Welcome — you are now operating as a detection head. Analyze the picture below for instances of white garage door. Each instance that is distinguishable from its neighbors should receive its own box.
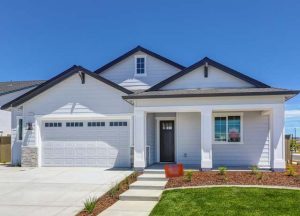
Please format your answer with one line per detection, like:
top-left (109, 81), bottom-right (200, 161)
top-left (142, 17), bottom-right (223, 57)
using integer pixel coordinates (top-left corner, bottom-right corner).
top-left (41, 120), bottom-right (130, 167)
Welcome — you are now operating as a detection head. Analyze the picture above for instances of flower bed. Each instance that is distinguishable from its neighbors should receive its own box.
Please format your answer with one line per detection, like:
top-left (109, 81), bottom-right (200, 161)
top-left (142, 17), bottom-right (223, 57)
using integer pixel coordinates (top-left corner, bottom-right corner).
top-left (77, 172), bottom-right (139, 216)
top-left (167, 165), bottom-right (300, 189)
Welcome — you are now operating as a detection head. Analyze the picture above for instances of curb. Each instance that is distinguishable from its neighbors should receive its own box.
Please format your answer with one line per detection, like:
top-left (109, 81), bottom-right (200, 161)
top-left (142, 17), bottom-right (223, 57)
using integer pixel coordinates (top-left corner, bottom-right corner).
top-left (165, 185), bottom-right (300, 191)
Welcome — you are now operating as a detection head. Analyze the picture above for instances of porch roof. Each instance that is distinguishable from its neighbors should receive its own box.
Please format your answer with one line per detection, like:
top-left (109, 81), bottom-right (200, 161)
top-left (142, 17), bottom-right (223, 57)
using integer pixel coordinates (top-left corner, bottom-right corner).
top-left (123, 88), bottom-right (299, 100)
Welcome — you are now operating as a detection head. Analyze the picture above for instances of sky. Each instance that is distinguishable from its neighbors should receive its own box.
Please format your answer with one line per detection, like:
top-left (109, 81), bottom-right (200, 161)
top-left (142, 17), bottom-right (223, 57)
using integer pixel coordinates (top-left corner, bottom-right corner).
top-left (0, 0), bottom-right (299, 134)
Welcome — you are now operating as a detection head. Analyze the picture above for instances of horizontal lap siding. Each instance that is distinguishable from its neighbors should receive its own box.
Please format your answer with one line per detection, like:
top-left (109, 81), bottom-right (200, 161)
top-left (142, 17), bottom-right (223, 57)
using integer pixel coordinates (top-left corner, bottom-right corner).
top-left (213, 111), bottom-right (270, 168)
top-left (176, 112), bottom-right (201, 165)
top-left (100, 51), bottom-right (181, 87)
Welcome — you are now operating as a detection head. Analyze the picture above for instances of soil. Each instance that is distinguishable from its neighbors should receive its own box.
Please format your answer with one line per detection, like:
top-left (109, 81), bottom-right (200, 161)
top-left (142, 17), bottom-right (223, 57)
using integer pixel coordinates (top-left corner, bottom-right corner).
top-left (167, 165), bottom-right (300, 189)
top-left (76, 172), bottom-right (140, 216)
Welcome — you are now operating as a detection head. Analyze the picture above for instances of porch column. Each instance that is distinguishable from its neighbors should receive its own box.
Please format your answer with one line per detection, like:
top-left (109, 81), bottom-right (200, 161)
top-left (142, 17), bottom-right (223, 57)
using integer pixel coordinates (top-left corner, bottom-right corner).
top-left (271, 104), bottom-right (285, 171)
top-left (134, 110), bottom-right (147, 170)
top-left (201, 107), bottom-right (213, 170)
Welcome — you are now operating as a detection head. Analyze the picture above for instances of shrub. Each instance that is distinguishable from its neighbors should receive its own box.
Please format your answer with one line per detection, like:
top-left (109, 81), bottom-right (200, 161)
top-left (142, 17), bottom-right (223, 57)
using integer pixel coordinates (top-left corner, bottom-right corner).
top-left (84, 196), bottom-right (97, 214)
top-left (250, 165), bottom-right (259, 175)
top-left (218, 166), bottom-right (227, 175)
top-left (256, 172), bottom-right (263, 180)
top-left (108, 183), bottom-right (120, 198)
top-left (286, 164), bottom-right (297, 176)
top-left (184, 171), bottom-right (193, 182)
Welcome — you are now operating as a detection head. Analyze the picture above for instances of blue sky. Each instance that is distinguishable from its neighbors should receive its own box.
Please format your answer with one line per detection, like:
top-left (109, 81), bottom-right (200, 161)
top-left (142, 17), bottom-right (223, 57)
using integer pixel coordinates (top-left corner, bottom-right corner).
top-left (0, 0), bottom-right (299, 134)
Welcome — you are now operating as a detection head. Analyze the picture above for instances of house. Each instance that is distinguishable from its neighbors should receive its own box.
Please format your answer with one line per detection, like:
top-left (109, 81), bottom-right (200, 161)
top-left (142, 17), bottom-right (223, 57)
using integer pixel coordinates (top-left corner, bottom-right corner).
top-left (0, 81), bottom-right (44, 135)
top-left (1, 46), bottom-right (299, 171)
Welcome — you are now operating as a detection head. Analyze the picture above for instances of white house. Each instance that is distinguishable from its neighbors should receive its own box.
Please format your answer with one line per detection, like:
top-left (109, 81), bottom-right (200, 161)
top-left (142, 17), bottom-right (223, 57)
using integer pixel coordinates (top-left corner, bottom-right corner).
top-left (1, 46), bottom-right (298, 171)
top-left (0, 81), bottom-right (44, 135)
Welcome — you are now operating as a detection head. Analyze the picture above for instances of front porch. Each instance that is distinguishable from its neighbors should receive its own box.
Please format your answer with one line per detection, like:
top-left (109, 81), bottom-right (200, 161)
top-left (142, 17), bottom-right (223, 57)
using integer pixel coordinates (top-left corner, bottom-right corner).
top-left (133, 103), bottom-right (285, 171)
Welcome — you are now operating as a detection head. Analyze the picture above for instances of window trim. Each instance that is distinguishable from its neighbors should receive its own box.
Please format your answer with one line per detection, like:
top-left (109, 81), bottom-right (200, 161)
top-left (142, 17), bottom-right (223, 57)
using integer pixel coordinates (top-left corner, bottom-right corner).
top-left (134, 55), bottom-right (147, 76)
top-left (16, 117), bottom-right (23, 141)
top-left (212, 112), bottom-right (244, 145)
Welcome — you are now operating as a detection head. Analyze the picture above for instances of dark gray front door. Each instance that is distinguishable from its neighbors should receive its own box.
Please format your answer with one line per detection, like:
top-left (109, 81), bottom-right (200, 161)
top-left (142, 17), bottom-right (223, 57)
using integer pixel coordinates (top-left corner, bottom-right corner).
top-left (160, 121), bottom-right (175, 162)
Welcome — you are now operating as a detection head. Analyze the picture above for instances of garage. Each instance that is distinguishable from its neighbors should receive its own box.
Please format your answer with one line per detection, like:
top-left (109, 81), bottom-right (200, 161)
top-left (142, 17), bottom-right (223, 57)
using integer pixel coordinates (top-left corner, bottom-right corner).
top-left (41, 119), bottom-right (131, 167)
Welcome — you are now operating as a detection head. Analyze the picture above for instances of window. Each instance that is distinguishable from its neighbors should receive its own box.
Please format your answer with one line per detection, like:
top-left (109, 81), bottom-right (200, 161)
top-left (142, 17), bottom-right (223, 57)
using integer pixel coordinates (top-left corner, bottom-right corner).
top-left (17, 118), bottom-right (23, 141)
top-left (45, 122), bottom-right (62, 128)
top-left (66, 122), bottom-right (83, 127)
top-left (135, 56), bottom-right (146, 75)
top-left (213, 114), bottom-right (242, 144)
top-left (109, 121), bottom-right (128, 127)
top-left (88, 122), bottom-right (105, 127)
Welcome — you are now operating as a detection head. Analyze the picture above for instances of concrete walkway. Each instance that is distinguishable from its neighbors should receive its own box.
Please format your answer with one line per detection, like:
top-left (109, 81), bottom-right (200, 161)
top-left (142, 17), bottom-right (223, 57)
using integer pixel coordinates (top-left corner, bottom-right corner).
top-left (0, 166), bottom-right (132, 216)
top-left (99, 168), bottom-right (167, 216)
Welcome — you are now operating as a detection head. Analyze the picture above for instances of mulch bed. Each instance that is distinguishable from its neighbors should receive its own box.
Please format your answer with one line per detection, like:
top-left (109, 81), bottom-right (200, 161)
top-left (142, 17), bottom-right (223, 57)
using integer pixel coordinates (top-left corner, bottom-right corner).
top-left (167, 165), bottom-right (300, 189)
top-left (77, 172), bottom-right (140, 216)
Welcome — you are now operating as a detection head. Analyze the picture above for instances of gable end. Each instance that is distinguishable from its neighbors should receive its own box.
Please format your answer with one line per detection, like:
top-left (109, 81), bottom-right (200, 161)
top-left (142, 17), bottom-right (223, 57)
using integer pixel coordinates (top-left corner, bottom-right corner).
top-left (147, 57), bottom-right (270, 91)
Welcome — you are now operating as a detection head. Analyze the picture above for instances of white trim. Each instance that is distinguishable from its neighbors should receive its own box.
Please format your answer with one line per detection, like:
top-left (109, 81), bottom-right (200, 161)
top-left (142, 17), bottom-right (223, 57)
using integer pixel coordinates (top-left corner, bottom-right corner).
top-left (155, 117), bottom-right (176, 163)
top-left (134, 55), bottom-right (147, 76)
top-left (212, 112), bottom-right (244, 145)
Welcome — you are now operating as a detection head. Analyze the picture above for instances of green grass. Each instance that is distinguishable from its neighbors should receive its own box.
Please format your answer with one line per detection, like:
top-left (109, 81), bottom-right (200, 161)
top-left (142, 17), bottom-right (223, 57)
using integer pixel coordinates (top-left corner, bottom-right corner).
top-left (150, 187), bottom-right (300, 216)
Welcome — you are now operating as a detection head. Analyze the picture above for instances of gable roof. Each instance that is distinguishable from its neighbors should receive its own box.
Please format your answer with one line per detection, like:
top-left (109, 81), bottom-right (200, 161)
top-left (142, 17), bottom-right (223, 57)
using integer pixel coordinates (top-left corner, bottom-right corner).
top-left (147, 57), bottom-right (270, 91)
top-left (0, 80), bottom-right (44, 96)
top-left (94, 46), bottom-right (185, 74)
top-left (1, 65), bottom-right (133, 110)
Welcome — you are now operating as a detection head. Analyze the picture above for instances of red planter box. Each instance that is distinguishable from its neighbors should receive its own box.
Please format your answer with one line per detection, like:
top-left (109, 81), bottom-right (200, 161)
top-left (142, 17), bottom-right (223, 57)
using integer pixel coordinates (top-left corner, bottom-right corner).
top-left (164, 164), bottom-right (184, 178)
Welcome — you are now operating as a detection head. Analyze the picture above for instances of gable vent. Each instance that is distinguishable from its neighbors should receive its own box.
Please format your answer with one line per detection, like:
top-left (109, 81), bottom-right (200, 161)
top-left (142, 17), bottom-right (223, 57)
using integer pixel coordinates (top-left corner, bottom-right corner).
top-left (204, 62), bottom-right (208, 78)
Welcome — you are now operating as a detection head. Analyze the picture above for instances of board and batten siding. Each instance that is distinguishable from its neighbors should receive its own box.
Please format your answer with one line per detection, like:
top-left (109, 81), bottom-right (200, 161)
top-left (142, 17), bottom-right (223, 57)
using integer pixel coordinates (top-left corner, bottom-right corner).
top-left (212, 111), bottom-right (270, 168)
top-left (100, 51), bottom-right (181, 88)
top-left (161, 65), bottom-right (255, 90)
top-left (176, 112), bottom-right (201, 165)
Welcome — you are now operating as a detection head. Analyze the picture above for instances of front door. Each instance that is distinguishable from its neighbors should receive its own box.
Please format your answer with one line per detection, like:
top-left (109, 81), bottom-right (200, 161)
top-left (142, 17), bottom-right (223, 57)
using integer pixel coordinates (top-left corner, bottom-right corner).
top-left (160, 121), bottom-right (175, 162)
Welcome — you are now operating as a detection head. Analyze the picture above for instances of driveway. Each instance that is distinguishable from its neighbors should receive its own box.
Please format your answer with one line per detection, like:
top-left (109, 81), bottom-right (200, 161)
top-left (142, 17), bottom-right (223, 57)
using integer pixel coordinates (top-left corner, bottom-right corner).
top-left (0, 166), bottom-right (132, 216)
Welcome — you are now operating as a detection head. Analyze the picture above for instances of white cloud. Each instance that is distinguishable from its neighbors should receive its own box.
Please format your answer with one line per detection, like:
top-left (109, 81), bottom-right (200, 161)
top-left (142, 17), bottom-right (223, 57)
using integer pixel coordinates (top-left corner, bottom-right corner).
top-left (285, 110), bottom-right (300, 118)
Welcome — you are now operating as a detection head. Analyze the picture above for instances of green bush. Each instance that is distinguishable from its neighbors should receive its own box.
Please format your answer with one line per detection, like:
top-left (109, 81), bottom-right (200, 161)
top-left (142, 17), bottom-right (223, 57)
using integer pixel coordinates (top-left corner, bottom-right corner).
top-left (84, 196), bottom-right (97, 214)
top-left (250, 165), bottom-right (259, 175)
top-left (184, 171), bottom-right (193, 182)
top-left (286, 164), bottom-right (297, 176)
top-left (108, 183), bottom-right (120, 198)
top-left (256, 172), bottom-right (263, 180)
top-left (218, 166), bottom-right (227, 175)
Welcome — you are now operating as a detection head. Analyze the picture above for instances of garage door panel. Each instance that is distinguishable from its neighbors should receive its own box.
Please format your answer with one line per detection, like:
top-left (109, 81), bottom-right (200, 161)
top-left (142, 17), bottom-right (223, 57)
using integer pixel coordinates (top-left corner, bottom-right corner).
top-left (41, 120), bottom-right (130, 167)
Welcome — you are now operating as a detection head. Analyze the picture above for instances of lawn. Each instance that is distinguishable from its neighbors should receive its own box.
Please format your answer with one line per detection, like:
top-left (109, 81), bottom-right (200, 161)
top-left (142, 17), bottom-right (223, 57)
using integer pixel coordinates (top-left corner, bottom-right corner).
top-left (150, 187), bottom-right (300, 216)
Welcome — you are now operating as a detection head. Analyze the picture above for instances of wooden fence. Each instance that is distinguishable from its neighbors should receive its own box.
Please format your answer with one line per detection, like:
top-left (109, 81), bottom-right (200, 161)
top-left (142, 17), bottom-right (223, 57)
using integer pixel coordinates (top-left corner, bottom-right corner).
top-left (0, 136), bottom-right (11, 163)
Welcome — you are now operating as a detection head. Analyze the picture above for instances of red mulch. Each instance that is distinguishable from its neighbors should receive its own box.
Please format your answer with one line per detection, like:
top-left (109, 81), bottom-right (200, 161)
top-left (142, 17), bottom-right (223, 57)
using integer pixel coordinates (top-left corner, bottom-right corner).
top-left (167, 166), bottom-right (300, 189)
top-left (77, 172), bottom-right (140, 216)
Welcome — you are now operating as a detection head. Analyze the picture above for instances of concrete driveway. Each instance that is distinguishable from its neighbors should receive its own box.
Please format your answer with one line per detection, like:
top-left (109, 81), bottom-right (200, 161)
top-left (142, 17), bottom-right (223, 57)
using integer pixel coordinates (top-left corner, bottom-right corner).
top-left (0, 166), bottom-right (132, 216)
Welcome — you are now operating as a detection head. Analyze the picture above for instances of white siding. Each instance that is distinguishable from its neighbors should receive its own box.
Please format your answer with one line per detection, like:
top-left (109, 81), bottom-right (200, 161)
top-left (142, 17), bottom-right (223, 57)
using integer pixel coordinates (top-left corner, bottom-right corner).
top-left (0, 87), bottom-right (36, 135)
top-left (212, 111), bottom-right (270, 168)
top-left (176, 112), bottom-right (201, 165)
top-left (100, 51), bottom-right (181, 88)
top-left (161, 65), bottom-right (254, 90)
top-left (22, 74), bottom-right (133, 116)
top-left (11, 73), bottom-right (133, 166)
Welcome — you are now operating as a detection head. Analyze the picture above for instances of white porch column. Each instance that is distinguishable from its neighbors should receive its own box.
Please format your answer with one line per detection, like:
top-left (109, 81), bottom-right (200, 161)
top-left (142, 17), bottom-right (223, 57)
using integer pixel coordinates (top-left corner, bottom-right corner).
top-left (271, 104), bottom-right (285, 171)
top-left (201, 107), bottom-right (213, 170)
top-left (133, 110), bottom-right (147, 170)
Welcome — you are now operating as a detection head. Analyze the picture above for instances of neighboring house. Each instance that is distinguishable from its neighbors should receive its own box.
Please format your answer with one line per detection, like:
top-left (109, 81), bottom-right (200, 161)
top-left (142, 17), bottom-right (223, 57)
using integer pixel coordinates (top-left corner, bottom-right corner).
top-left (1, 46), bottom-right (299, 171)
top-left (0, 81), bottom-right (44, 135)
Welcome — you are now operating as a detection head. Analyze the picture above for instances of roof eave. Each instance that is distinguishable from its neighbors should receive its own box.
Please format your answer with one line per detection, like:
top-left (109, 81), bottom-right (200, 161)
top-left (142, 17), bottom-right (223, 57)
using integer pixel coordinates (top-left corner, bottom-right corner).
top-left (123, 91), bottom-right (300, 100)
